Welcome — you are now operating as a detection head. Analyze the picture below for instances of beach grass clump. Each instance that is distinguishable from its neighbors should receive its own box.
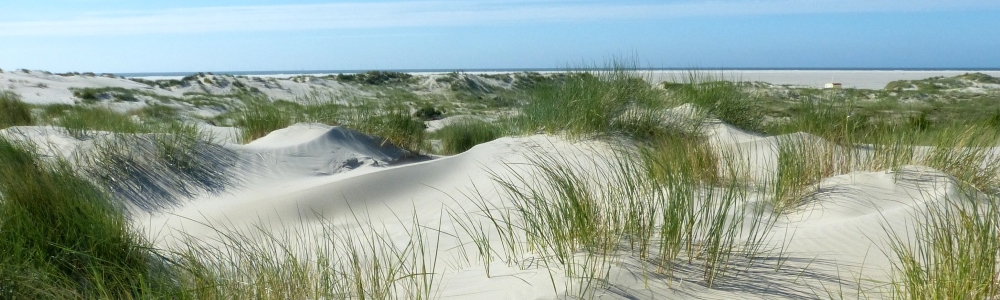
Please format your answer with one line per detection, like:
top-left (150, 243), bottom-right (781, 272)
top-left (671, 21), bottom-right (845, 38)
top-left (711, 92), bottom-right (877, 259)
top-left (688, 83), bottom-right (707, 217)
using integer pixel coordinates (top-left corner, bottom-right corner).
top-left (517, 61), bottom-right (668, 140)
top-left (765, 120), bottom-right (999, 211)
top-left (666, 72), bottom-right (765, 133)
top-left (919, 125), bottom-right (1000, 193)
top-left (336, 71), bottom-right (415, 85)
top-left (988, 109), bottom-right (1000, 129)
top-left (483, 143), bottom-right (777, 291)
top-left (71, 87), bottom-right (140, 103)
top-left (763, 97), bottom-right (870, 144)
top-left (857, 128), bottom-right (918, 173)
top-left (135, 103), bottom-right (180, 123)
top-left (233, 93), bottom-right (426, 152)
top-left (641, 139), bottom-right (776, 282)
top-left (150, 123), bottom-right (237, 195)
top-left (298, 98), bottom-right (344, 125)
top-left (0, 138), bottom-right (166, 299)
top-left (434, 119), bottom-right (506, 155)
top-left (1, 135), bottom-right (433, 299)
top-left (235, 98), bottom-right (295, 143)
top-left (0, 91), bottom-right (33, 129)
top-left (486, 149), bottom-right (658, 297)
top-left (55, 106), bottom-right (146, 139)
top-left (347, 103), bottom-right (426, 154)
top-left (886, 188), bottom-right (1000, 299)
top-left (642, 131), bottom-right (721, 185)
top-left (413, 104), bottom-right (445, 121)
top-left (770, 135), bottom-right (844, 211)
top-left (168, 216), bottom-right (440, 300)
top-left (79, 128), bottom-right (239, 210)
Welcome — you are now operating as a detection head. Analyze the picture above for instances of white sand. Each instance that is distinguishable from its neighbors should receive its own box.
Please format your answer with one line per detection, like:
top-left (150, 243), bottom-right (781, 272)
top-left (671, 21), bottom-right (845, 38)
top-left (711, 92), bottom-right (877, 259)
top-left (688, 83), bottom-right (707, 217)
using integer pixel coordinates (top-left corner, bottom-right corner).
top-left (3, 69), bottom-right (997, 298)
top-left (117, 120), bottom-right (972, 299)
top-left (1, 116), bottom-right (981, 299)
top-left (0, 71), bottom-right (153, 104)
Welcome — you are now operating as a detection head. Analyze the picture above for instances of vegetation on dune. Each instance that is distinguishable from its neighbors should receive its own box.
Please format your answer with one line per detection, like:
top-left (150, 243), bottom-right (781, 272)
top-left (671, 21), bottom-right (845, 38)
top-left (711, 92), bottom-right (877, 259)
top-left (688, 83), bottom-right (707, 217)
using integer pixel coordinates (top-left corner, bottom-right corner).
top-left (475, 142), bottom-right (779, 294)
top-left (134, 103), bottom-right (183, 125)
top-left (886, 72), bottom-right (1000, 92)
top-left (170, 215), bottom-right (442, 300)
top-left (412, 103), bottom-right (445, 121)
top-left (436, 72), bottom-right (549, 109)
top-left (918, 125), bottom-right (1000, 193)
top-left (229, 92), bottom-right (429, 153)
top-left (130, 77), bottom-right (188, 89)
top-left (79, 128), bottom-right (240, 210)
top-left (72, 87), bottom-right (141, 103)
top-left (434, 119), bottom-right (505, 155)
top-left (296, 97), bottom-right (343, 125)
top-left (516, 63), bottom-right (669, 141)
top-left (887, 187), bottom-right (1000, 299)
top-left (0, 91), bottom-right (33, 129)
top-left (0, 138), bottom-right (167, 299)
top-left (762, 96), bottom-right (867, 143)
top-left (336, 71), bottom-right (415, 85)
top-left (5, 63), bottom-right (1000, 298)
top-left (235, 97), bottom-right (295, 143)
top-left (0, 135), bottom-right (439, 299)
top-left (665, 73), bottom-right (765, 133)
top-left (641, 130), bottom-right (721, 185)
top-left (347, 103), bottom-right (427, 153)
top-left (958, 72), bottom-right (1000, 84)
top-left (55, 107), bottom-right (146, 139)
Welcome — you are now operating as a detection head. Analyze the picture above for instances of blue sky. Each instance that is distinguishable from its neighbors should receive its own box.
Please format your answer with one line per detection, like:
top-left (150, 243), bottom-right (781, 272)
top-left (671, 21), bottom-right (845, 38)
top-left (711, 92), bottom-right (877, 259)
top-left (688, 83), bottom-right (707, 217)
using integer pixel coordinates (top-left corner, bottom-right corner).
top-left (2, 0), bottom-right (999, 73)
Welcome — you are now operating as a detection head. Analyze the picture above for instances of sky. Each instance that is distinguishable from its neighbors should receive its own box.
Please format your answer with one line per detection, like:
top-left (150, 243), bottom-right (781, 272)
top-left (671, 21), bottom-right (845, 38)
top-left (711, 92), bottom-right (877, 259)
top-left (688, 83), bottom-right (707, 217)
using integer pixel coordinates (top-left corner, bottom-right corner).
top-left (1, 0), bottom-right (999, 73)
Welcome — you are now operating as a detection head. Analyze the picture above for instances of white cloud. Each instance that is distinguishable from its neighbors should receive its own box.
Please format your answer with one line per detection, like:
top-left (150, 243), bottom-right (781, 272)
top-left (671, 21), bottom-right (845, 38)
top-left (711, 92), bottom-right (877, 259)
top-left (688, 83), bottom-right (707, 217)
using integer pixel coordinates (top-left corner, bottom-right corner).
top-left (0, 0), bottom-right (996, 36)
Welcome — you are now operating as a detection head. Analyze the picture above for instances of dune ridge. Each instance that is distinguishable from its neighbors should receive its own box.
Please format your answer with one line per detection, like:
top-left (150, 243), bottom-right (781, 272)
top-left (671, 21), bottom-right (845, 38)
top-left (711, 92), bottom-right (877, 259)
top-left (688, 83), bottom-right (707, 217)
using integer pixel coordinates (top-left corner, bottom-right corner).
top-left (120, 119), bottom-right (991, 299)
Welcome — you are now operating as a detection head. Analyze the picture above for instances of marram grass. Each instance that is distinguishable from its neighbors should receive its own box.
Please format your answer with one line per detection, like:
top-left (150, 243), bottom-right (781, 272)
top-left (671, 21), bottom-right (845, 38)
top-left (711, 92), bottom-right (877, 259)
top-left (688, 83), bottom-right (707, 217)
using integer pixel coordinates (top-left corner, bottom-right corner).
top-left (0, 91), bottom-right (33, 129)
top-left (886, 187), bottom-right (1000, 299)
top-left (479, 142), bottom-right (780, 291)
top-left (434, 119), bottom-right (506, 155)
top-left (0, 137), bottom-right (167, 299)
top-left (236, 98), bottom-right (294, 143)
top-left (517, 61), bottom-right (669, 141)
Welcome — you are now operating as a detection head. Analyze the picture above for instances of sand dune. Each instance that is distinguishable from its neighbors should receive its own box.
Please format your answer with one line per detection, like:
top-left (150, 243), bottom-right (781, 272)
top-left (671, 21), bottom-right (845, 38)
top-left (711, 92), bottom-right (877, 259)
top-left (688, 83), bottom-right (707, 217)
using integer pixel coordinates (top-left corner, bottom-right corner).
top-left (117, 120), bottom-right (979, 299)
top-left (2, 116), bottom-right (984, 298)
top-left (4, 69), bottom-right (998, 298)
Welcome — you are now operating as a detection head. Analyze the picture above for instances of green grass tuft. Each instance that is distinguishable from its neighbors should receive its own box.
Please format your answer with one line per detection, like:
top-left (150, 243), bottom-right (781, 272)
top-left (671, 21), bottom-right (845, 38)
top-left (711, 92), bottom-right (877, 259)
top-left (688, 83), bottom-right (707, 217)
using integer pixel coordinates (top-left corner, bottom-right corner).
top-left (336, 71), bottom-right (415, 85)
top-left (136, 104), bottom-right (180, 123)
top-left (886, 188), bottom-right (1000, 299)
top-left (667, 72), bottom-right (765, 133)
top-left (0, 91), bottom-right (33, 129)
top-left (235, 98), bottom-right (295, 143)
top-left (347, 104), bottom-right (426, 153)
top-left (434, 119), bottom-right (505, 155)
top-left (483, 142), bottom-right (778, 291)
top-left (0, 138), bottom-right (166, 299)
top-left (55, 107), bottom-right (146, 139)
top-left (516, 60), bottom-right (668, 141)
